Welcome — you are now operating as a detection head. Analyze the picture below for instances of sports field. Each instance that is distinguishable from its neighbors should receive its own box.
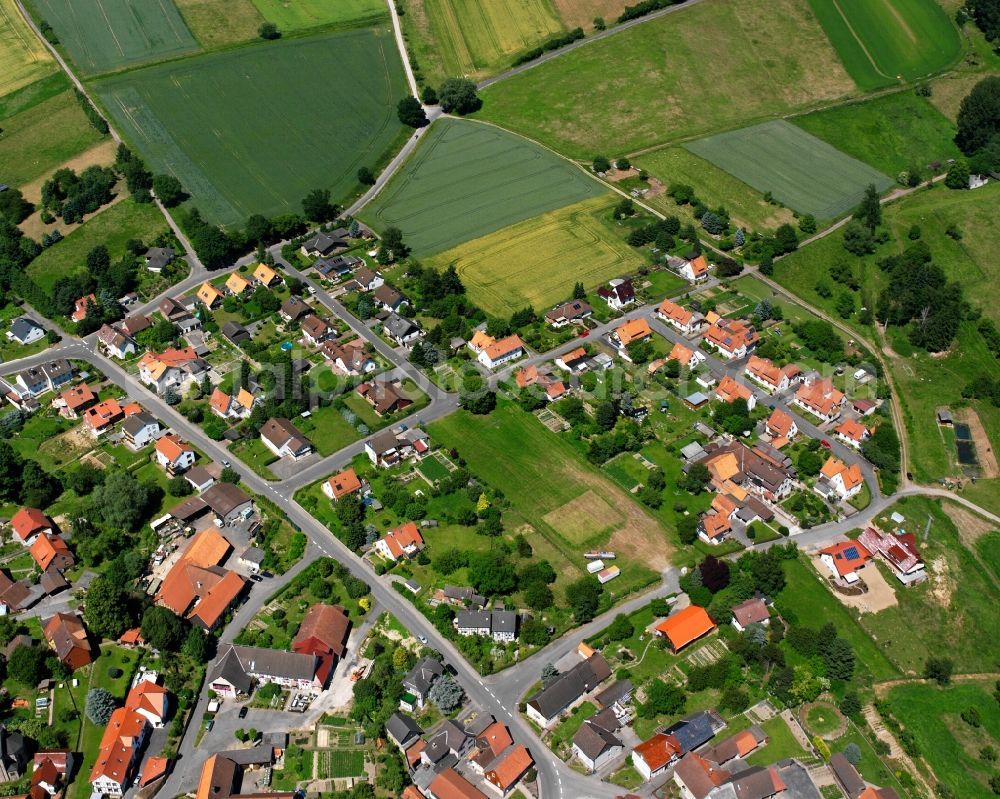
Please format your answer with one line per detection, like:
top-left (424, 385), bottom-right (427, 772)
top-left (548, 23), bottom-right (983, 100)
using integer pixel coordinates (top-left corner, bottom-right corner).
top-left (477, 0), bottom-right (855, 157)
top-left (426, 196), bottom-right (642, 316)
top-left (94, 28), bottom-right (407, 227)
top-left (804, 0), bottom-right (959, 90)
top-left (0, 0), bottom-right (55, 97)
top-left (250, 0), bottom-right (386, 31)
top-left (360, 118), bottom-right (608, 255)
top-left (684, 120), bottom-right (893, 220)
top-left (793, 90), bottom-right (961, 176)
top-left (27, 0), bottom-right (198, 75)
top-left (174, 0), bottom-right (263, 48)
top-left (401, 0), bottom-right (564, 84)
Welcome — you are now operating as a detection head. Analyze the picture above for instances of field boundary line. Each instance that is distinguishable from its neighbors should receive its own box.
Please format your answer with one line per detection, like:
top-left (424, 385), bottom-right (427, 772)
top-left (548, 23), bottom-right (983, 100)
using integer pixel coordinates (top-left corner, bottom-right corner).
top-left (830, 0), bottom-right (895, 82)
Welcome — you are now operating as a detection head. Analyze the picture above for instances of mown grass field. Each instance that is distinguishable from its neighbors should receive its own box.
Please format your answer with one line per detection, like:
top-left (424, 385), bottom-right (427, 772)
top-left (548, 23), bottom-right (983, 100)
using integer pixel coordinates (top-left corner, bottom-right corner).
top-left (429, 404), bottom-right (663, 595)
top-left (685, 120), bottom-right (893, 219)
top-left (792, 90), bottom-right (961, 176)
top-left (361, 117), bottom-right (607, 255)
top-left (250, 0), bottom-right (386, 31)
top-left (635, 147), bottom-right (795, 232)
top-left (27, 199), bottom-right (167, 291)
top-left (477, 0), bottom-right (855, 157)
top-left (401, 0), bottom-right (564, 85)
top-left (0, 0), bottom-right (56, 97)
top-left (887, 681), bottom-right (1000, 798)
top-left (95, 28), bottom-right (407, 227)
top-left (174, 0), bottom-right (263, 48)
top-left (26, 0), bottom-right (198, 75)
top-left (425, 196), bottom-right (642, 316)
top-left (803, 0), bottom-right (960, 90)
top-left (0, 76), bottom-right (107, 187)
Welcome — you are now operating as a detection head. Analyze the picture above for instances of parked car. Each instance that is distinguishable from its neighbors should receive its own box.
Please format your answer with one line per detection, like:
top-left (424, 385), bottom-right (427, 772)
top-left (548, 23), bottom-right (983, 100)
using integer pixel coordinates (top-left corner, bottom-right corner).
top-left (820, 439), bottom-right (831, 449)
top-left (239, 706), bottom-right (248, 719)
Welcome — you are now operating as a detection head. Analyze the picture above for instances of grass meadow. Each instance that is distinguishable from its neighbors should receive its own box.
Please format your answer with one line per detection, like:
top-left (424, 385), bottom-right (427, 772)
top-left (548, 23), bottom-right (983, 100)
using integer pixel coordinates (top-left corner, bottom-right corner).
top-left (684, 120), bottom-right (893, 219)
top-left (792, 90), bottom-right (961, 176)
top-left (400, 0), bottom-right (564, 85)
top-left (476, 0), bottom-right (856, 157)
top-left (250, 0), bottom-right (387, 31)
top-left (425, 196), bottom-right (642, 316)
top-left (0, 76), bottom-right (107, 187)
top-left (174, 0), bottom-right (263, 48)
top-left (95, 28), bottom-right (407, 227)
top-left (0, 0), bottom-right (56, 97)
top-left (360, 118), bottom-right (607, 255)
top-left (26, 0), bottom-right (198, 75)
top-left (803, 0), bottom-right (960, 90)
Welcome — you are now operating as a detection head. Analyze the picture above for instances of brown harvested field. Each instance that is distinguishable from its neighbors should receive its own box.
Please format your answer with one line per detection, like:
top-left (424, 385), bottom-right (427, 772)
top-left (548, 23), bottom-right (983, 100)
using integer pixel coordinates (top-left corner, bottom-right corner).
top-left (552, 0), bottom-right (630, 29)
top-left (942, 501), bottom-right (996, 547)
top-left (543, 489), bottom-right (625, 544)
top-left (957, 407), bottom-right (999, 478)
top-left (20, 140), bottom-right (118, 203)
top-left (175, 0), bottom-right (263, 48)
top-left (608, 504), bottom-right (670, 572)
top-left (19, 187), bottom-right (125, 241)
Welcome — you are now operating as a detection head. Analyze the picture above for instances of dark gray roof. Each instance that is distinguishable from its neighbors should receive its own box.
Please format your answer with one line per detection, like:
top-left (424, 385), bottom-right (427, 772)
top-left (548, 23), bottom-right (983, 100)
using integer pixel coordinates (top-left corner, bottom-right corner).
top-left (423, 720), bottom-right (467, 763)
top-left (121, 412), bottom-right (159, 436)
top-left (208, 646), bottom-right (254, 694)
top-left (201, 483), bottom-right (251, 517)
top-left (664, 709), bottom-right (726, 753)
top-left (443, 586), bottom-right (486, 607)
top-left (222, 320), bottom-right (250, 343)
top-left (403, 656), bottom-right (443, 696)
top-left (527, 653), bottom-right (611, 720)
top-left (492, 610), bottom-right (517, 634)
top-left (240, 547), bottom-right (264, 565)
top-left (218, 744), bottom-right (273, 766)
top-left (386, 713), bottom-right (423, 747)
top-left (219, 644), bottom-right (318, 683)
top-left (302, 232), bottom-right (346, 255)
top-left (456, 610), bottom-right (490, 630)
top-left (829, 753), bottom-right (865, 798)
top-left (9, 317), bottom-right (42, 340)
top-left (572, 718), bottom-right (622, 760)
top-left (595, 679), bottom-right (632, 709)
top-left (144, 247), bottom-right (175, 270)
top-left (383, 312), bottom-right (418, 339)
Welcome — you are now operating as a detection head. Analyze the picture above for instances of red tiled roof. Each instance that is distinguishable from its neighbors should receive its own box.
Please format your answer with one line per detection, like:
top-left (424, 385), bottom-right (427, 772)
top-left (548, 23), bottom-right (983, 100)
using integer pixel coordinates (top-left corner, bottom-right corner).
top-left (486, 743), bottom-right (533, 791)
top-left (655, 605), bottom-right (716, 651)
top-left (633, 732), bottom-right (682, 772)
top-left (11, 508), bottom-right (51, 542)
top-left (326, 468), bottom-right (362, 500)
top-left (819, 540), bottom-right (872, 578)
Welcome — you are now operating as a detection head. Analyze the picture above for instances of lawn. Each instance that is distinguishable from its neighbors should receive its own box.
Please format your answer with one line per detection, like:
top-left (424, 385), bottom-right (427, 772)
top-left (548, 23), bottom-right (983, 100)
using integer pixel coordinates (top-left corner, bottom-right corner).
top-left (399, 0), bottom-right (564, 85)
top-left (229, 437), bottom-right (279, 480)
top-left (746, 716), bottom-right (810, 767)
top-left (25, 0), bottom-right (198, 75)
top-left (635, 147), bottom-right (796, 233)
top-left (360, 117), bottom-right (608, 255)
top-left (174, 0), bottom-right (263, 48)
top-left (857, 497), bottom-right (1000, 674)
top-left (550, 700), bottom-right (596, 750)
top-left (887, 681), bottom-right (1000, 798)
top-left (297, 405), bottom-right (360, 457)
top-left (975, 531), bottom-right (1000, 582)
top-left (27, 199), bottom-right (168, 291)
top-left (0, 79), bottom-right (107, 187)
top-left (251, 0), bottom-right (386, 31)
top-left (0, 0), bottom-right (56, 97)
top-left (94, 27), bottom-right (407, 227)
top-left (684, 120), bottom-right (893, 220)
top-left (425, 196), bottom-right (642, 317)
top-left (803, 0), bottom-right (960, 90)
top-left (476, 0), bottom-right (856, 158)
top-left (792, 90), bottom-right (961, 177)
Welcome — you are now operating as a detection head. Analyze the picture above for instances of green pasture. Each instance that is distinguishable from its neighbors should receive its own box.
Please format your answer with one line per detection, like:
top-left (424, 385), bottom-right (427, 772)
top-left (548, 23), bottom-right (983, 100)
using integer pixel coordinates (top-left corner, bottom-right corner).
top-left (803, 0), bottom-right (960, 90)
top-left (250, 0), bottom-right (387, 31)
top-left (26, 0), bottom-right (198, 75)
top-left (793, 90), bottom-right (961, 176)
top-left (685, 120), bottom-right (893, 219)
top-left (94, 28), bottom-right (407, 227)
top-left (360, 117), bottom-right (607, 255)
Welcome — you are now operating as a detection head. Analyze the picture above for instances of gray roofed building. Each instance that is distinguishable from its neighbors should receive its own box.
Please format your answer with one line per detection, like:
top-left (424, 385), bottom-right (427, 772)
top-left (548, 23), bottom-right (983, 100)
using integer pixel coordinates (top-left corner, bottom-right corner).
top-left (0, 725), bottom-right (29, 782)
top-left (681, 441), bottom-right (707, 462)
top-left (314, 254), bottom-right (362, 276)
top-left (595, 679), bottom-right (632, 710)
top-left (207, 644), bottom-right (320, 697)
top-left (526, 653), bottom-right (611, 726)
top-left (572, 717), bottom-right (623, 772)
top-left (423, 720), bottom-right (468, 764)
top-left (386, 713), bottom-right (424, 750)
top-left (184, 465), bottom-right (216, 492)
top-left (40, 567), bottom-right (69, 595)
top-left (222, 321), bottom-right (251, 345)
top-left (402, 656), bottom-right (443, 706)
top-left (382, 312), bottom-right (420, 346)
top-left (300, 232), bottom-right (347, 257)
top-left (201, 482), bottom-right (253, 522)
top-left (121, 314), bottom-right (153, 337)
top-left (239, 547), bottom-right (265, 570)
top-left (6, 317), bottom-right (44, 345)
top-left (665, 709), bottom-right (726, 754)
top-left (829, 752), bottom-right (866, 799)
top-left (144, 247), bottom-right (175, 272)
top-left (442, 586), bottom-right (486, 608)
top-left (207, 646), bottom-right (254, 695)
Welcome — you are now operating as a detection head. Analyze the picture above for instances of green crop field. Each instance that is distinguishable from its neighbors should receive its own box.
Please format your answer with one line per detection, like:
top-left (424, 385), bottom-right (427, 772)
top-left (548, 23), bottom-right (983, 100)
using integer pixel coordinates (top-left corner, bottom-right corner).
top-left (476, 0), bottom-right (856, 157)
top-left (174, 0), bottom-right (263, 48)
top-left (793, 90), bottom-right (961, 176)
top-left (0, 79), bottom-right (107, 187)
top-left (26, 0), bottom-right (198, 75)
top-left (94, 28), bottom-right (407, 227)
top-left (804, 0), bottom-right (959, 90)
top-left (0, 0), bottom-right (56, 97)
top-left (360, 117), bottom-right (607, 255)
top-left (426, 196), bottom-right (642, 317)
top-left (685, 120), bottom-right (893, 219)
top-left (400, 0), bottom-right (564, 85)
top-left (250, 0), bottom-right (387, 31)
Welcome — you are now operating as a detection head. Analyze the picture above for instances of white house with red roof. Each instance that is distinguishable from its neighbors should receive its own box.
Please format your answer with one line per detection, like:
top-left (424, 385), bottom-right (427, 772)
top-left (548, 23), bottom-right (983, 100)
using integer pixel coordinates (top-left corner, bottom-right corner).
top-left (374, 522), bottom-right (424, 562)
top-left (125, 675), bottom-right (170, 728)
top-left (765, 408), bottom-right (797, 442)
top-left (702, 319), bottom-right (759, 360)
top-left (477, 335), bottom-right (526, 370)
top-left (817, 457), bottom-right (864, 501)
top-left (322, 468), bottom-right (365, 501)
top-left (744, 356), bottom-right (799, 394)
top-left (819, 540), bottom-right (871, 584)
top-left (89, 706), bottom-right (150, 796)
top-left (155, 434), bottom-right (196, 475)
top-left (657, 300), bottom-right (706, 335)
top-left (597, 278), bottom-right (635, 310)
top-left (858, 527), bottom-right (926, 585)
top-left (793, 377), bottom-right (845, 422)
top-left (835, 418), bottom-right (871, 449)
top-left (678, 254), bottom-right (710, 283)
top-left (10, 508), bottom-right (53, 546)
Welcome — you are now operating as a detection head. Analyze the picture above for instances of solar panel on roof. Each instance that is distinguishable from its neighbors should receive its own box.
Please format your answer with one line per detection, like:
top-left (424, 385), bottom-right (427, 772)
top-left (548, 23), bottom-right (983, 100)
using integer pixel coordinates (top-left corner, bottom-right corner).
top-left (844, 546), bottom-right (859, 560)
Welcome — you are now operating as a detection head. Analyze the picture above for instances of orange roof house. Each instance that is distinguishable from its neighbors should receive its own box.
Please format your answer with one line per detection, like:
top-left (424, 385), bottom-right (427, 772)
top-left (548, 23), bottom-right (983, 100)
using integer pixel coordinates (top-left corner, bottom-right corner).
top-left (714, 375), bottom-right (755, 408)
top-left (820, 457), bottom-right (864, 499)
top-left (84, 398), bottom-right (124, 433)
top-left (819, 540), bottom-right (871, 583)
top-left (699, 513), bottom-right (732, 545)
top-left (427, 768), bottom-right (488, 799)
top-left (375, 521), bottom-right (424, 561)
top-left (794, 377), bottom-right (845, 421)
top-left (686, 254), bottom-right (709, 278)
top-left (11, 507), bottom-right (52, 544)
top-left (155, 528), bottom-right (245, 630)
top-left (323, 468), bottom-right (363, 501)
top-left (71, 294), bottom-right (97, 323)
top-left (253, 263), bottom-right (278, 286)
top-left (225, 273), bottom-right (251, 295)
top-left (657, 299), bottom-right (697, 329)
top-left (668, 341), bottom-right (696, 367)
top-left (58, 383), bottom-right (96, 416)
top-left (632, 732), bottom-right (683, 777)
top-left (125, 680), bottom-right (170, 727)
top-left (188, 571), bottom-right (246, 631)
top-left (469, 331), bottom-right (495, 352)
top-left (765, 408), bottom-right (796, 440)
top-left (703, 318), bottom-right (759, 359)
top-left (479, 334), bottom-right (525, 368)
top-left (89, 706), bottom-right (149, 792)
top-left (44, 612), bottom-right (94, 670)
top-left (196, 282), bottom-right (222, 308)
top-left (484, 743), bottom-right (533, 794)
top-left (615, 318), bottom-right (652, 347)
top-left (140, 756), bottom-right (170, 787)
top-left (835, 418), bottom-right (870, 448)
top-left (655, 605), bottom-right (716, 652)
top-left (31, 533), bottom-right (74, 571)
top-left (292, 604), bottom-right (351, 686)
top-left (745, 356), bottom-right (792, 392)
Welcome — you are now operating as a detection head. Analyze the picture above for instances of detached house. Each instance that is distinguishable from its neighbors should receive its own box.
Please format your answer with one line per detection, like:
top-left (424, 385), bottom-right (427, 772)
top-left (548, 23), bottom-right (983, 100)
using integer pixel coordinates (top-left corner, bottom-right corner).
top-left (89, 707), bottom-right (149, 796)
top-left (350, 266), bottom-right (384, 292)
top-left (96, 325), bottom-right (137, 359)
top-left (209, 387), bottom-right (256, 420)
top-left (835, 418), bottom-right (871, 449)
top-left (260, 418), bottom-right (313, 460)
top-left (699, 513), bottom-right (733, 546)
top-left (765, 408), bottom-right (797, 443)
top-left (375, 521), bottom-right (424, 562)
top-left (84, 398), bottom-right (124, 436)
top-left (613, 318), bottom-right (652, 351)
top-left (382, 312), bottom-right (421, 347)
top-left (301, 314), bottom-right (332, 345)
top-left (555, 346), bottom-right (589, 373)
top-left (477, 334), bottom-right (525, 370)
top-left (13, 359), bottom-right (74, 398)
top-left (858, 527), bottom-right (926, 585)
top-left (373, 285), bottom-right (406, 311)
top-left (455, 609), bottom-right (518, 641)
top-left (224, 273), bottom-right (251, 296)
top-left (125, 677), bottom-right (170, 728)
top-left (677, 254), bottom-right (710, 283)
top-left (657, 299), bottom-right (706, 335)
top-left (6, 317), bottom-right (44, 346)
top-left (545, 299), bottom-right (592, 327)
top-left (730, 597), bottom-right (770, 632)
top-left (572, 711), bottom-right (624, 773)
top-left (144, 247), bottom-right (174, 272)
top-left (793, 376), bottom-right (845, 422)
top-left (44, 613), bottom-right (94, 671)
top-left (703, 318), bottom-right (759, 360)
top-left (525, 653), bottom-right (611, 727)
top-left (322, 339), bottom-right (376, 375)
top-left (122, 412), bottom-right (160, 449)
top-left (54, 383), bottom-right (96, 419)
top-left (356, 380), bottom-right (412, 416)
top-left (31, 534), bottom-right (74, 572)
top-left (322, 468), bottom-right (364, 501)
top-left (667, 341), bottom-right (705, 370)
top-left (597, 278), bottom-right (635, 310)
top-left (365, 427), bottom-right (429, 467)
top-left (280, 296), bottom-right (311, 322)
top-left (155, 434), bottom-right (196, 474)
top-left (401, 656), bottom-right (443, 710)
top-left (484, 744), bottom-right (533, 796)
top-left (71, 294), bottom-right (97, 323)
top-left (138, 348), bottom-right (206, 394)
top-left (817, 457), bottom-right (864, 501)
top-left (253, 263), bottom-right (280, 286)
top-left (714, 375), bottom-right (756, 411)
top-left (819, 540), bottom-right (872, 585)
top-left (196, 282), bottom-right (223, 309)
top-left (11, 507), bottom-right (53, 546)
top-left (300, 231), bottom-right (348, 258)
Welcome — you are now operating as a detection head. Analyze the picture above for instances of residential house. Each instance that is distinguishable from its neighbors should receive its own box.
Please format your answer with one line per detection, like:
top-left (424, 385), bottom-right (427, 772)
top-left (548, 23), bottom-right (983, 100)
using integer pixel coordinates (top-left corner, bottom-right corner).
top-left (44, 613), bottom-right (94, 670)
top-left (613, 318), bottom-right (652, 350)
top-left (658, 300), bottom-right (706, 335)
top-left (382, 312), bottom-right (422, 347)
top-left (350, 266), bottom-right (384, 292)
top-left (365, 427), bottom-right (429, 467)
top-left (455, 609), bottom-right (518, 642)
top-left (421, 720), bottom-right (470, 766)
top-left (744, 356), bottom-right (797, 394)
top-left (699, 513), bottom-right (732, 546)
top-left (666, 710), bottom-right (727, 754)
top-left (437, 586), bottom-right (486, 609)
top-left (96, 324), bottom-right (137, 359)
top-left (196, 282), bottom-right (223, 309)
top-left (555, 347), bottom-right (589, 373)
top-left (484, 744), bottom-right (533, 796)
top-left (632, 732), bottom-right (683, 781)
top-left (679, 254), bottom-right (711, 282)
top-left (386, 713), bottom-right (423, 751)
top-left (157, 297), bottom-right (191, 323)
top-left (375, 521), bottom-right (424, 562)
top-left (207, 643), bottom-right (321, 697)
top-left (260, 418), bottom-right (313, 460)
top-left (322, 339), bottom-right (376, 375)
top-left (468, 721), bottom-right (512, 775)
top-left (144, 247), bottom-right (175, 272)
top-left (0, 573), bottom-right (32, 614)
top-left (11, 507), bottom-right (52, 546)
top-left (673, 752), bottom-right (731, 799)
top-left (138, 348), bottom-right (206, 394)
top-left (714, 375), bottom-right (756, 411)
top-left (515, 365), bottom-right (565, 402)
top-left (697, 440), bottom-right (796, 503)
top-left (184, 465), bottom-right (217, 493)
top-left (356, 380), bottom-right (412, 416)
top-left (224, 273), bottom-right (251, 296)
top-left (703, 318), bottom-right (759, 360)
top-left (280, 295), bottom-right (311, 322)
top-left (89, 707), bottom-right (149, 796)
top-left (373, 285), bottom-right (406, 312)
top-left (835, 418), bottom-right (871, 449)
top-left (166, 483), bottom-right (253, 526)
top-left (478, 334), bottom-right (525, 369)
top-left (300, 231), bottom-right (348, 258)
top-left (125, 678), bottom-right (170, 728)
top-left (597, 278), bottom-right (635, 310)
top-left (222, 321), bottom-right (251, 346)
top-left (525, 653), bottom-right (611, 727)
top-left (300, 314), bottom-right (331, 346)
top-left (858, 527), bottom-right (926, 585)
top-left (853, 398), bottom-right (878, 417)
top-left (30, 534), bottom-right (74, 572)
top-left (572, 710), bottom-right (624, 773)
top-left (13, 359), bottom-right (74, 397)
top-left (71, 294), bottom-right (97, 323)
top-left (196, 748), bottom-right (294, 799)
top-left (655, 605), bottom-right (717, 652)
top-left (765, 408), bottom-right (797, 442)
top-left (830, 753), bottom-right (867, 799)
top-left (667, 341), bottom-right (705, 370)
top-left (819, 540), bottom-right (871, 584)
top-left (292, 604), bottom-right (351, 686)
top-left (122, 412), bottom-right (160, 449)
top-left (426, 768), bottom-right (488, 799)
top-left (209, 387), bottom-right (256, 420)
top-left (793, 377), bottom-right (845, 423)
top-left (253, 263), bottom-right (280, 286)
top-left (730, 597), bottom-right (769, 632)
top-left (817, 457), bottom-right (864, 501)
top-left (84, 398), bottom-right (124, 436)
top-left (0, 726), bottom-right (28, 783)
top-left (155, 434), bottom-right (196, 474)
top-left (701, 727), bottom-right (768, 766)
top-left (545, 299), bottom-right (592, 327)
top-left (54, 383), bottom-right (96, 419)
top-left (323, 468), bottom-right (364, 501)
top-left (121, 313), bottom-right (152, 338)
top-left (6, 317), bottom-right (44, 346)
top-left (401, 656), bottom-right (443, 710)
